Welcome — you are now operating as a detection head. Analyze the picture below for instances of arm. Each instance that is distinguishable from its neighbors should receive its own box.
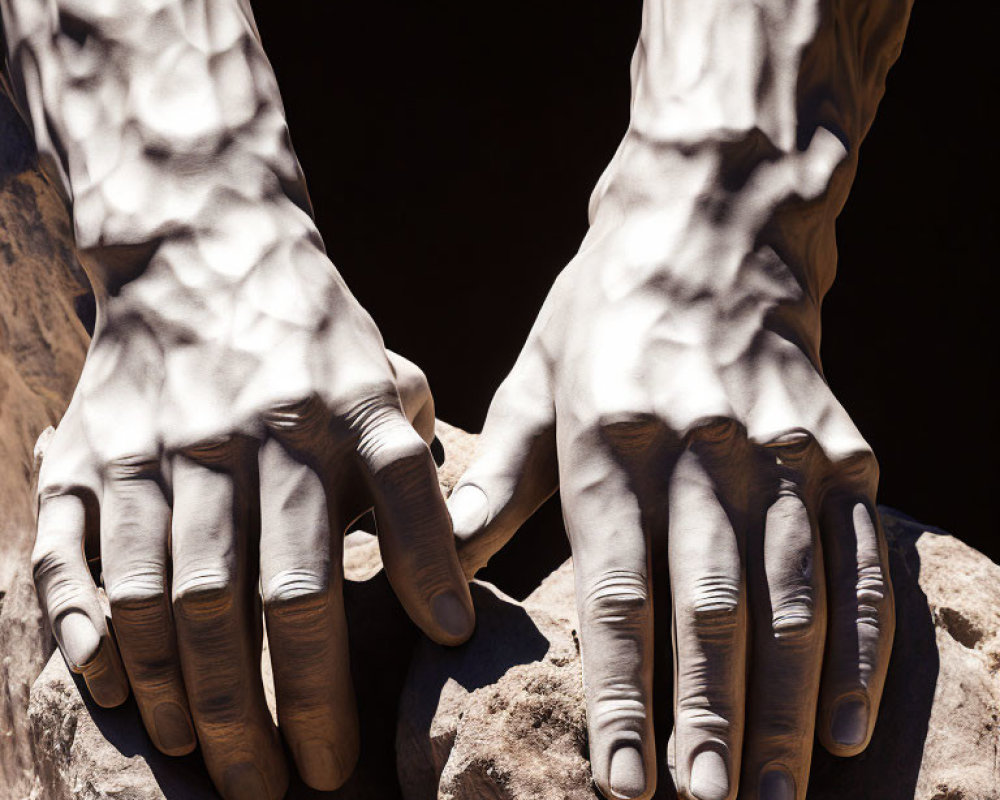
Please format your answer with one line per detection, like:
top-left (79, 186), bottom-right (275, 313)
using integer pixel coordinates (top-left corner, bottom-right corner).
top-left (2, 2), bottom-right (472, 797)
top-left (452, 2), bottom-right (912, 799)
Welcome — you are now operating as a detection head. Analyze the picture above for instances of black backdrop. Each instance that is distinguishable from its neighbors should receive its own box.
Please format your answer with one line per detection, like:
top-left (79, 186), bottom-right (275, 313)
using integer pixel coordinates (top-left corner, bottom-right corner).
top-left (252, 1), bottom-right (998, 563)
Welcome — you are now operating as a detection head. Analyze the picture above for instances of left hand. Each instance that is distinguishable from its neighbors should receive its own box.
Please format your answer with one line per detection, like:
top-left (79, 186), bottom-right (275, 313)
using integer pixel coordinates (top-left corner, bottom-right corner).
top-left (447, 131), bottom-right (895, 800)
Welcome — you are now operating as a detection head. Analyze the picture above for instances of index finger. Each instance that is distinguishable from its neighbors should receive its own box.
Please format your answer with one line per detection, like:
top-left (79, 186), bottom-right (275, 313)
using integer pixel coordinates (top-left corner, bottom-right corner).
top-left (352, 394), bottom-right (475, 645)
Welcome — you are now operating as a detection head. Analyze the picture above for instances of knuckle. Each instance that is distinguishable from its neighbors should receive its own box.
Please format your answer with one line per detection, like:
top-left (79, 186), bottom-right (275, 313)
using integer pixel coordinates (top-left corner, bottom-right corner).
top-left (338, 383), bottom-right (401, 431)
top-left (753, 717), bottom-right (804, 752)
top-left (31, 553), bottom-right (87, 614)
top-left (854, 564), bottom-right (889, 629)
top-left (827, 448), bottom-right (879, 494)
top-left (685, 417), bottom-right (744, 458)
top-left (684, 575), bottom-right (742, 630)
top-left (358, 420), bottom-right (429, 477)
top-left (262, 393), bottom-right (328, 437)
top-left (582, 570), bottom-right (650, 626)
top-left (103, 454), bottom-right (159, 481)
top-left (108, 571), bottom-right (167, 618)
top-left (595, 409), bottom-right (661, 451)
top-left (589, 686), bottom-right (649, 736)
top-left (176, 435), bottom-right (240, 467)
top-left (262, 569), bottom-right (332, 618)
top-left (762, 428), bottom-right (817, 469)
top-left (771, 595), bottom-right (819, 640)
top-left (676, 705), bottom-right (735, 740)
top-left (172, 569), bottom-right (235, 617)
top-left (190, 686), bottom-right (244, 725)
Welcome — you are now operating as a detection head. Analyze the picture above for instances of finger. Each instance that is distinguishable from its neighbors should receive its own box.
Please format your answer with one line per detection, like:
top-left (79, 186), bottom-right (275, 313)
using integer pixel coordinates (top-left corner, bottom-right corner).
top-left (449, 350), bottom-right (557, 577)
top-left (386, 349), bottom-right (435, 445)
top-left (561, 424), bottom-right (657, 800)
top-left (669, 440), bottom-right (747, 800)
top-left (352, 395), bottom-right (475, 645)
top-left (33, 491), bottom-right (129, 707)
top-left (742, 445), bottom-right (826, 800)
top-left (101, 457), bottom-right (195, 756)
top-left (171, 445), bottom-right (288, 800)
top-left (258, 437), bottom-right (357, 791)
top-left (817, 458), bottom-right (894, 757)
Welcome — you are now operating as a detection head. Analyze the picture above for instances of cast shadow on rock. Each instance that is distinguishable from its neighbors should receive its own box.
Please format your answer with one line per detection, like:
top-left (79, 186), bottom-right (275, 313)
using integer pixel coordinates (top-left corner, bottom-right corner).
top-left (71, 669), bottom-right (218, 799)
top-left (806, 508), bottom-right (939, 799)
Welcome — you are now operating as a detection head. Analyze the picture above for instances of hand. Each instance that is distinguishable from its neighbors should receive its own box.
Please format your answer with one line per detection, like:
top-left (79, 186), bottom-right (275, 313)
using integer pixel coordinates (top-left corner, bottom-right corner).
top-left (31, 238), bottom-right (474, 799)
top-left (448, 133), bottom-right (895, 800)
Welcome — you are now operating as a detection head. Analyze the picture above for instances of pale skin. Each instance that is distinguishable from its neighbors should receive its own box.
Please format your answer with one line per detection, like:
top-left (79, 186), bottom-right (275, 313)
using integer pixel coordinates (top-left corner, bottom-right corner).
top-left (2, 1), bottom-right (473, 798)
top-left (2, 1), bottom-right (909, 800)
top-left (451, 2), bottom-right (910, 799)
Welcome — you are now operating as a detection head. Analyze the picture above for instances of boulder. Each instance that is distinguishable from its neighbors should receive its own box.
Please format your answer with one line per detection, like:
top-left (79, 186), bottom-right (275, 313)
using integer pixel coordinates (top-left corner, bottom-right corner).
top-left (0, 86), bottom-right (90, 800)
top-left (396, 509), bottom-right (1000, 800)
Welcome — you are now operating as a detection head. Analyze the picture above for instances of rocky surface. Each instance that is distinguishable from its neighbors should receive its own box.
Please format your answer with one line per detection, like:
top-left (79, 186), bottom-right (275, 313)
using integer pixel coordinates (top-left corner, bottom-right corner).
top-left (0, 84), bottom-right (91, 800)
top-left (397, 509), bottom-right (1000, 800)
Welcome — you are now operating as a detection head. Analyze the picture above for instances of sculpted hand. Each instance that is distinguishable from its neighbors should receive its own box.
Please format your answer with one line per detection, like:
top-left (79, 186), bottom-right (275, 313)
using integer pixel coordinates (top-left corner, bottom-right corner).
top-left (6, 1), bottom-right (472, 797)
top-left (450, 3), bottom-right (909, 798)
top-left (32, 279), bottom-right (472, 798)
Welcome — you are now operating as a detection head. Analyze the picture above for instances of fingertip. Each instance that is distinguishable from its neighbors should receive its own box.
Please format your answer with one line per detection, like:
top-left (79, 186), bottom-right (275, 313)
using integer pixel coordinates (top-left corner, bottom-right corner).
top-left (448, 484), bottom-right (490, 537)
top-left (688, 748), bottom-right (731, 800)
top-left (819, 693), bottom-right (871, 757)
top-left (82, 643), bottom-right (130, 708)
top-left (597, 745), bottom-right (651, 800)
top-left (295, 736), bottom-right (358, 792)
top-left (428, 586), bottom-right (476, 645)
top-left (152, 701), bottom-right (197, 756)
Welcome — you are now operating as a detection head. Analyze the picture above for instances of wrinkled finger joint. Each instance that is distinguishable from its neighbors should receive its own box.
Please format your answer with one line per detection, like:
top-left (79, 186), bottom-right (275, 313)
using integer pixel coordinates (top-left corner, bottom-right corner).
top-left (685, 575), bottom-right (742, 630)
top-left (263, 569), bottom-right (331, 621)
top-left (173, 570), bottom-right (235, 618)
top-left (583, 570), bottom-right (650, 627)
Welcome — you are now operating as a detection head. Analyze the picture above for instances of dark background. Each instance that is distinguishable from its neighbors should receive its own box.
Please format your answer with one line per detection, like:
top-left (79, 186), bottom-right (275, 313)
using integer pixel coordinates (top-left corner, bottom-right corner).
top-left (253, 2), bottom-right (998, 563)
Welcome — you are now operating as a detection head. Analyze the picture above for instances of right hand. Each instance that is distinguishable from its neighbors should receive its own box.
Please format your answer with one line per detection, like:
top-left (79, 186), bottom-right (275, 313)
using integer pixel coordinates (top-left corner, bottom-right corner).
top-left (32, 237), bottom-right (472, 799)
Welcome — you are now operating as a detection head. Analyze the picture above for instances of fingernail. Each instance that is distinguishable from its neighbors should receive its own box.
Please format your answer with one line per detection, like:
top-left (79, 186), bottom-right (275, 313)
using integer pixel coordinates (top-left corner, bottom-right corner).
top-left (831, 696), bottom-right (868, 748)
top-left (431, 590), bottom-right (475, 640)
top-left (689, 749), bottom-right (729, 800)
top-left (448, 484), bottom-right (489, 534)
top-left (609, 745), bottom-right (645, 799)
top-left (153, 702), bottom-right (195, 755)
top-left (56, 611), bottom-right (101, 669)
top-left (759, 767), bottom-right (795, 800)
top-left (224, 763), bottom-right (269, 800)
top-left (297, 739), bottom-right (340, 790)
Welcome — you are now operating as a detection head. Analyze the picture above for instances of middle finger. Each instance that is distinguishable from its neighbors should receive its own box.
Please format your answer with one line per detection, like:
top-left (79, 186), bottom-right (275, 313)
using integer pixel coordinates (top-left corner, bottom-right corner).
top-left (171, 443), bottom-right (287, 800)
top-left (258, 436), bottom-right (358, 791)
top-left (741, 440), bottom-right (826, 800)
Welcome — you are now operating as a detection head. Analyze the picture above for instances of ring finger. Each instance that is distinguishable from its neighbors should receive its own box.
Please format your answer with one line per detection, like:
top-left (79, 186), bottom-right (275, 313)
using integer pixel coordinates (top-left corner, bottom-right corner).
top-left (741, 441), bottom-right (826, 800)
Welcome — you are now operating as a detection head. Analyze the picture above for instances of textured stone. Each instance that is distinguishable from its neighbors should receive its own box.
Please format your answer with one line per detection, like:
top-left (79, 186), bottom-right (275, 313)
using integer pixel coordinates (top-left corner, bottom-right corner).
top-left (0, 86), bottom-right (90, 800)
top-left (397, 509), bottom-right (1000, 800)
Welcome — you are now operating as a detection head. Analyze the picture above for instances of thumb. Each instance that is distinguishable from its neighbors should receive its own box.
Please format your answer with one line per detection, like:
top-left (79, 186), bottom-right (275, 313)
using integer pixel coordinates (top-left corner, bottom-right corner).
top-left (448, 351), bottom-right (558, 578)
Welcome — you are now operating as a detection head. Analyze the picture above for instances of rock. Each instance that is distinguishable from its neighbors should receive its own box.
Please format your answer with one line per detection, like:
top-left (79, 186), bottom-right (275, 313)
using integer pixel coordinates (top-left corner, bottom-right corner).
top-left (0, 86), bottom-right (90, 800)
top-left (396, 509), bottom-right (1000, 800)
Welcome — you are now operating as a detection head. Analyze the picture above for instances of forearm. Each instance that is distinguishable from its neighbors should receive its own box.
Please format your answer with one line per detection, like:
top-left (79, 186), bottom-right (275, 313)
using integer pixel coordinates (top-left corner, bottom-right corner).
top-left (587, 0), bottom-right (912, 360)
top-left (0, 0), bottom-right (324, 317)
